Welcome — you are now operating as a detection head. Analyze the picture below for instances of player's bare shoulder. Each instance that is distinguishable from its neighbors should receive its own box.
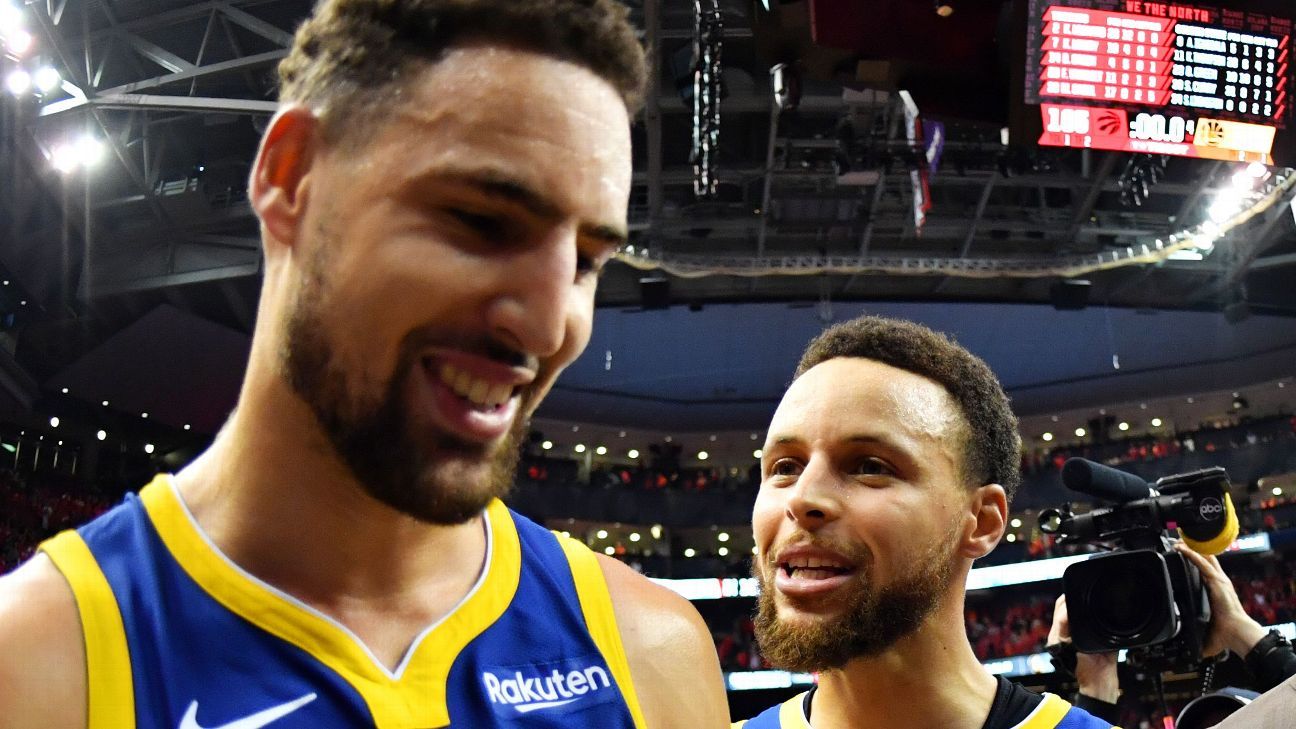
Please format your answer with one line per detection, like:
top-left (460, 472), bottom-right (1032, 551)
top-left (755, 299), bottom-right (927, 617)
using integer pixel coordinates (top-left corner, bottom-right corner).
top-left (596, 554), bottom-right (729, 729)
top-left (0, 554), bottom-right (86, 729)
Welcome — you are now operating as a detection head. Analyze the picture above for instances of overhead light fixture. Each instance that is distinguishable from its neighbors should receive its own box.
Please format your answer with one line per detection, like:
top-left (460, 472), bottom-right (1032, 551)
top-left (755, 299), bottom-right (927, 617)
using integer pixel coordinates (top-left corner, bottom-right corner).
top-left (4, 68), bottom-right (30, 95)
top-left (48, 416), bottom-right (59, 428)
top-left (1041, 432), bottom-right (1053, 442)
top-left (96, 430), bottom-right (106, 441)
top-left (596, 529), bottom-right (608, 539)
top-left (1074, 427), bottom-right (1087, 437)
top-left (1151, 417), bottom-right (1163, 427)
top-left (718, 546), bottom-right (729, 557)
top-left (144, 443), bottom-right (155, 454)
top-left (4, 28), bottom-right (33, 56)
top-left (0, 2), bottom-right (23, 31)
top-left (683, 548), bottom-right (696, 558)
top-left (33, 66), bottom-right (59, 94)
top-left (595, 445), bottom-right (607, 455)
top-left (627, 448), bottom-right (639, 459)
top-left (697, 451), bottom-right (709, 460)
top-left (541, 440), bottom-right (552, 450)
top-left (574, 443), bottom-right (586, 454)
top-left (934, 1), bottom-right (954, 17)
top-left (1118, 421), bottom-right (1130, 431)
top-left (753, 449), bottom-right (763, 459)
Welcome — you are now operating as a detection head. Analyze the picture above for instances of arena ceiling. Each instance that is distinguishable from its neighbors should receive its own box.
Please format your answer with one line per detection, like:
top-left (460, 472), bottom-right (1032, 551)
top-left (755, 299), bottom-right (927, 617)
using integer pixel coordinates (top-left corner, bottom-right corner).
top-left (0, 0), bottom-right (1293, 441)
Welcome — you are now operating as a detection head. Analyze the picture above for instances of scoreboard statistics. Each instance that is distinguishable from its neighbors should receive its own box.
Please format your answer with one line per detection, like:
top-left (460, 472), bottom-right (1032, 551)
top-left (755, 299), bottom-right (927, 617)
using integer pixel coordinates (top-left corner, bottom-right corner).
top-left (1025, 1), bottom-right (1292, 162)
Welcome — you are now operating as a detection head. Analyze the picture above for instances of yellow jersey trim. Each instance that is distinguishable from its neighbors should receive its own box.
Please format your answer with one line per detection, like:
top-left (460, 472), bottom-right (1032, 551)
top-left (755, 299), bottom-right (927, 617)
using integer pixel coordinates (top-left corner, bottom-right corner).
top-left (558, 535), bottom-right (650, 729)
top-left (39, 530), bottom-right (136, 729)
top-left (140, 475), bottom-right (521, 728)
top-left (778, 691), bottom-right (813, 729)
top-left (1013, 693), bottom-right (1072, 729)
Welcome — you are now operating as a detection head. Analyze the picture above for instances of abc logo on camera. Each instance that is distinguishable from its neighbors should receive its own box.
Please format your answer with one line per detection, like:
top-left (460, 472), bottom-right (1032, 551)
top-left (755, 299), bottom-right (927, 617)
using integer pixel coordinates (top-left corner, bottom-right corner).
top-left (1198, 497), bottom-right (1224, 521)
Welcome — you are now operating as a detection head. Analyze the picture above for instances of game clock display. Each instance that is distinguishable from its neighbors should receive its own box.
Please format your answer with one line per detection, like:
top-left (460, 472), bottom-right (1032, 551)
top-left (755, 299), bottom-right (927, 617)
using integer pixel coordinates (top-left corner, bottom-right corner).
top-left (1026, 1), bottom-right (1291, 162)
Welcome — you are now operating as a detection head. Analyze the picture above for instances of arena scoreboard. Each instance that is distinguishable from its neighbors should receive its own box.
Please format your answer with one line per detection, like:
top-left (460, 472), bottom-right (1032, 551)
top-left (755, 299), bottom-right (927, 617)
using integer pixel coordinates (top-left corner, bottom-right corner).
top-left (1026, 1), bottom-right (1292, 162)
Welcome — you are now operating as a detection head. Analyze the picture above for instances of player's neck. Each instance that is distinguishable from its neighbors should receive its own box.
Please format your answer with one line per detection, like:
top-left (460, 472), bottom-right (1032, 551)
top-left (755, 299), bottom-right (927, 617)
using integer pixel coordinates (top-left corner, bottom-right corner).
top-left (811, 606), bottom-right (997, 729)
top-left (172, 375), bottom-right (489, 653)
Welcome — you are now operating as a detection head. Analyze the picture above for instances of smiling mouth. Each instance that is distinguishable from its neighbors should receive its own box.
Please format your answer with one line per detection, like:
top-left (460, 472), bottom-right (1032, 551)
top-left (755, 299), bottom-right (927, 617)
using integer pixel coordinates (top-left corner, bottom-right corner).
top-left (779, 558), bottom-right (854, 581)
top-left (430, 360), bottom-right (521, 411)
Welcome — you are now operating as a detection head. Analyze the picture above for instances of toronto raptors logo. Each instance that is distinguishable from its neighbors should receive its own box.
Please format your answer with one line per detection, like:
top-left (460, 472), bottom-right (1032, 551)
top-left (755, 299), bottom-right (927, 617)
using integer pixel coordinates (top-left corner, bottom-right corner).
top-left (1096, 110), bottom-right (1122, 135)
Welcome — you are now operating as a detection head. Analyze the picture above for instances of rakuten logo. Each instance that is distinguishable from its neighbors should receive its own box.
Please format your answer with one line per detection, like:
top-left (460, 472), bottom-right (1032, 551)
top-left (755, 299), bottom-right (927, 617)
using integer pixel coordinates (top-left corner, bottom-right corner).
top-left (482, 660), bottom-right (615, 716)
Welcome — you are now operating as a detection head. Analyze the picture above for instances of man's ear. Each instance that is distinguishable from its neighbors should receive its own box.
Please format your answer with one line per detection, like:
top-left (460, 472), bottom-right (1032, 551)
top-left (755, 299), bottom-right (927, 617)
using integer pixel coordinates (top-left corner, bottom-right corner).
top-left (962, 483), bottom-right (1008, 560)
top-left (249, 105), bottom-right (321, 251)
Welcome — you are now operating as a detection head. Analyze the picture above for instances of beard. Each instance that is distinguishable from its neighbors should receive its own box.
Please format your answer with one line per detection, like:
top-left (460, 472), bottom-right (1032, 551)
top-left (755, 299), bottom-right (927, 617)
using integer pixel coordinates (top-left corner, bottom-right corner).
top-left (753, 527), bottom-right (959, 673)
top-left (279, 235), bottom-right (525, 525)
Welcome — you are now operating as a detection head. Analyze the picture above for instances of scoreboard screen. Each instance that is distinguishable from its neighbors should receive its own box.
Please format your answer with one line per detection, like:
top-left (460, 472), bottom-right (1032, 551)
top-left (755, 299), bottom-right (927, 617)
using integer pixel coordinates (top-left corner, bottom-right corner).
top-left (1025, 1), bottom-right (1292, 162)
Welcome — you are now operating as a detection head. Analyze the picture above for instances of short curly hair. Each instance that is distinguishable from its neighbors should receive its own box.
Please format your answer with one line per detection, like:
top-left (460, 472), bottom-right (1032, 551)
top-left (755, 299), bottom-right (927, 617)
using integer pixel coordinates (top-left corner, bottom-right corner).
top-left (795, 316), bottom-right (1022, 504)
top-left (279, 0), bottom-right (647, 143)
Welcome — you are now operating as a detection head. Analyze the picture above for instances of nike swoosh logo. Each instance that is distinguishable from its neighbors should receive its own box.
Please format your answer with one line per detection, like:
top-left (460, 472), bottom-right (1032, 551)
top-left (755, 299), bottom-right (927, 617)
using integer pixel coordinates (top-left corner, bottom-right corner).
top-left (178, 692), bottom-right (317, 729)
top-left (513, 698), bottom-right (580, 713)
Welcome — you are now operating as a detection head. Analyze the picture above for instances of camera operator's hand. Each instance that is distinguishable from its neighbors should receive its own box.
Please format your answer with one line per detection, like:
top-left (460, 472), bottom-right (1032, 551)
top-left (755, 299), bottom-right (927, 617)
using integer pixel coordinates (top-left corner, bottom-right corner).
top-left (1049, 594), bottom-right (1120, 703)
top-left (1173, 542), bottom-right (1268, 658)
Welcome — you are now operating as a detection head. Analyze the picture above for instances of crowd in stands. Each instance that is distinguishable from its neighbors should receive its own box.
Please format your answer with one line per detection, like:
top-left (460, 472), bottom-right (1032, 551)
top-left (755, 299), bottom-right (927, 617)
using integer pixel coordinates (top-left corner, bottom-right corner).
top-left (0, 470), bottom-right (112, 573)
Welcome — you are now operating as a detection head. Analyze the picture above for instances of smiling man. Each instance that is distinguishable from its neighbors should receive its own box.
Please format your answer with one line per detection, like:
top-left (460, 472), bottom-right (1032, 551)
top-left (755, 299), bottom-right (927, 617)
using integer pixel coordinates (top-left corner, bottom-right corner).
top-left (736, 316), bottom-right (1114, 729)
top-left (0, 2), bottom-right (726, 728)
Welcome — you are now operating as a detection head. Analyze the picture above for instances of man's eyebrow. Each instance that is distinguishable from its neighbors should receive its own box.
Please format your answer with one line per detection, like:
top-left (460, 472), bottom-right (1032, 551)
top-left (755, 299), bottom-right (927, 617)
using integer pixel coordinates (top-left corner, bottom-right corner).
top-left (769, 434), bottom-right (900, 448)
top-left (436, 170), bottom-right (628, 246)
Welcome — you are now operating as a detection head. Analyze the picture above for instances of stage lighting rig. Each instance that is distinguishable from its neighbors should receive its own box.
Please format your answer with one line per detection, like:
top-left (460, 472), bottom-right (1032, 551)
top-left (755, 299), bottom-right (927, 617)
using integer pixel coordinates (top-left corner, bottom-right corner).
top-left (691, 0), bottom-right (722, 199)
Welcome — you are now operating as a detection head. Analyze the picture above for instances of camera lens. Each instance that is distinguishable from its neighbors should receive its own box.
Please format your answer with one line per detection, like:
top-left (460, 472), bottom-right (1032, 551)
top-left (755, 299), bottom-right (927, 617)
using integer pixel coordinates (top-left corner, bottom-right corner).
top-left (1087, 562), bottom-right (1159, 638)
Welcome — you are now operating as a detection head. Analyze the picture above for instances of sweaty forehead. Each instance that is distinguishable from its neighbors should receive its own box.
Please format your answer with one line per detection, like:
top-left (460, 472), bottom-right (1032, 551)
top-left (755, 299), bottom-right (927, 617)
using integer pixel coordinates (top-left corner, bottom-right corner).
top-left (772, 358), bottom-right (965, 447)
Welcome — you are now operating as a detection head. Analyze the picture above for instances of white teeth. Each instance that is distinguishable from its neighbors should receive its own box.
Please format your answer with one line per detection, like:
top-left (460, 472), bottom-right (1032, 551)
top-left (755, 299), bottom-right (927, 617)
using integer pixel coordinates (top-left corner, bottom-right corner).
top-left (437, 362), bottom-right (514, 408)
top-left (785, 556), bottom-right (847, 571)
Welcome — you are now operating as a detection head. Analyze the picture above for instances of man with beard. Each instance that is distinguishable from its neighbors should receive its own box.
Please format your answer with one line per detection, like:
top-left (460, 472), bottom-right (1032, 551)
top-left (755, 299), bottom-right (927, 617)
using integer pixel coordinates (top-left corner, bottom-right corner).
top-left (735, 316), bottom-right (1115, 729)
top-left (0, 1), bottom-right (727, 727)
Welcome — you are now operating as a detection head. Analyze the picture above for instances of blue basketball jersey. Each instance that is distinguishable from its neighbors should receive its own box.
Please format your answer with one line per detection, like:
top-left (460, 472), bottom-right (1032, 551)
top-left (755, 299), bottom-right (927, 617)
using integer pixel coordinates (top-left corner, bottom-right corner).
top-left (734, 691), bottom-right (1118, 729)
top-left (40, 475), bottom-right (647, 728)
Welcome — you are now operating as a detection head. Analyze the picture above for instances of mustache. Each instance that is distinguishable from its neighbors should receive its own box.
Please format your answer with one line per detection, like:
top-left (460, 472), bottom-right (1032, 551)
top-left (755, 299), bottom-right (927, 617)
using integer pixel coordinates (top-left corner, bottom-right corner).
top-left (761, 533), bottom-right (873, 570)
top-left (397, 326), bottom-right (537, 372)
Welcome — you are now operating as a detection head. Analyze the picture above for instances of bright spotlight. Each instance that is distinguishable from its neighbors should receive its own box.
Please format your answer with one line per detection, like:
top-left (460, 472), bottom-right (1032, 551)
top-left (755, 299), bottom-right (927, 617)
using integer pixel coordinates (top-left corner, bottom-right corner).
top-left (683, 548), bottom-right (696, 558)
top-left (5, 68), bottom-right (31, 95)
top-left (96, 430), bottom-right (106, 441)
top-left (595, 445), bottom-right (607, 455)
top-left (144, 443), bottom-right (155, 454)
top-left (48, 416), bottom-right (59, 428)
top-left (697, 451), bottom-right (709, 460)
top-left (650, 524), bottom-right (662, 540)
top-left (629, 532), bottom-right (641, 542)
top-left (753, 449), bottom-right (763, 459)
top-left (1041, 432), bottom-right (1053, 442)
top-left (0, 3), bottom-right (23, 31)
top-left (5, 28), bottom-right (33, 56)
top-left (1006, 533), bottom-right (1017, 543)
top-left (603, 546), bottom-right (614, 556)
top-left (183, 424), bottom-right (191, 431)
top-left (627, 448), bottom-right (639, 459)
top-left (718, 532), bottom-right (730, 542)
top-left (1151, 417), bottom-right (1163, 427)
top-left (50, 143), bottom-right (78, 173)
top-left (1074, 427), bottom-right (1087, 437)
top-left (541, 440), bottom-right (552, 450)
top-left (33, 66), bottom-right (59, 94)
top-left (74, 135), bottom-right (105, 166)
top-left (718, 546), bottom-right (729, 556)
top-left (1010, 518), bottom-right (1022, 528)
top-left (1118, 421), bottom-right (1130, 431)
top-left (1208, 192), bottom-right (1244, 223)
top-left (574, 443), bottom-right (586, 454)
top-left (1274, 487), bottom-right (1283, 496)
top-left (595, 529), bottom-right (607, 539)
top-left (1246, 162), bottom-right (1268, 178)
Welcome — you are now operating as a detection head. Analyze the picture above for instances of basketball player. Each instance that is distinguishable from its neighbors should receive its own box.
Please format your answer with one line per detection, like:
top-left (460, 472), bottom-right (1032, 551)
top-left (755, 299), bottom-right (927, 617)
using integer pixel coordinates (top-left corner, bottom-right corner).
top-left (0, 1), bottom-right (728, 727)
top-left (734, 316), bottom-right (1114, 729)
